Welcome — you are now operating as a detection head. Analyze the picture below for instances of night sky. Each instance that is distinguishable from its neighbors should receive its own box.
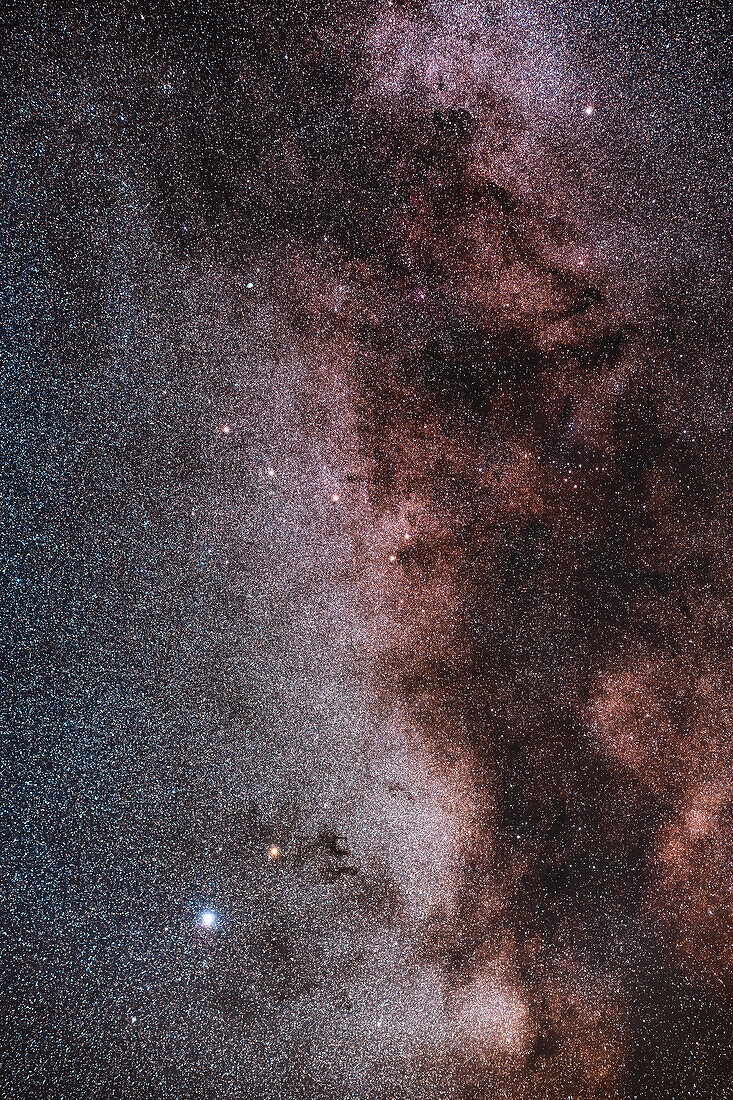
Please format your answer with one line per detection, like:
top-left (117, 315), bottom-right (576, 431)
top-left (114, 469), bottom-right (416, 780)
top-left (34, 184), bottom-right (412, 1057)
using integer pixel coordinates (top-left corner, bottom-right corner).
top-left (2, 1), bottom-right (732, 1097)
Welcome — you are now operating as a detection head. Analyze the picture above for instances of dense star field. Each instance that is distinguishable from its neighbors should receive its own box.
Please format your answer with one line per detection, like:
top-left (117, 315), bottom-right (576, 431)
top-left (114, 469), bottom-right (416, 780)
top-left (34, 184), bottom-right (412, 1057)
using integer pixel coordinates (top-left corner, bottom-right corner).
top-left (2, 1), bottom-right (732, 1097)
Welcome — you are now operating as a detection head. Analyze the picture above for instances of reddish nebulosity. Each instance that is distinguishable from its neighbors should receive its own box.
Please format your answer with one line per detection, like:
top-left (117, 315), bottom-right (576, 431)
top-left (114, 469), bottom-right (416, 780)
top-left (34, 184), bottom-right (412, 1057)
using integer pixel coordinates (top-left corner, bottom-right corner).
top-left (588, 645), bottom-right (704, 794)
top-left (530, 976), bottom-right (628, 1099)
top-left (588, 622), bottom-right (732, 985)
top-left (651, 780), bottom-right (733, 987)
top-left (254, 10), bottom-right (730, 1085)
top-left (319, 196), bottom-right (633, 1091)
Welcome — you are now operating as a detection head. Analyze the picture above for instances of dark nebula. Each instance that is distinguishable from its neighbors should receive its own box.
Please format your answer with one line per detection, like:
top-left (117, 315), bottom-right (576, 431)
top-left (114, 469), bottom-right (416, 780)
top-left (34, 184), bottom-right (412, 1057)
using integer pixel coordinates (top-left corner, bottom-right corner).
top-left (2, 1), bottom-right (731, 1097)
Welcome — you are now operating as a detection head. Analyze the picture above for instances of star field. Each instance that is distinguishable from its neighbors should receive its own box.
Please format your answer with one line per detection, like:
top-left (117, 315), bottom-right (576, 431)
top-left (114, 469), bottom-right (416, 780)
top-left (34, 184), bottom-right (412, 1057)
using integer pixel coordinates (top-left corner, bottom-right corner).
top-left (2, 1), bottom-right (732, 1098)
